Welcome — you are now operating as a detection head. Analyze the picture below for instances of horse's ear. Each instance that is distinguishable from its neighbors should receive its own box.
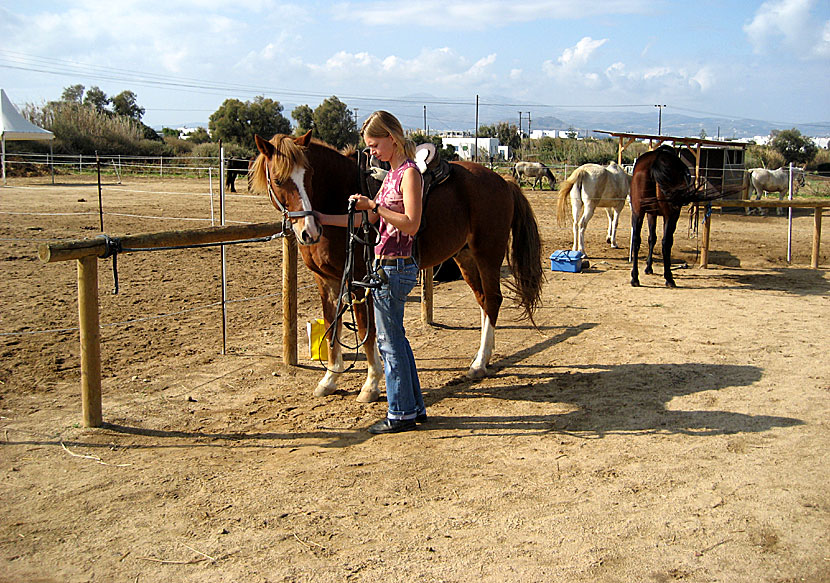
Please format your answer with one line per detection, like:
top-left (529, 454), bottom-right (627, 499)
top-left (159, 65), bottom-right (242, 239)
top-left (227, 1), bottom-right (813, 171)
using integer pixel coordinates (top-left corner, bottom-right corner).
top-left (296, 130), bottom-right (313, 148)
top-left (254, 134), bottom-right (275, 158)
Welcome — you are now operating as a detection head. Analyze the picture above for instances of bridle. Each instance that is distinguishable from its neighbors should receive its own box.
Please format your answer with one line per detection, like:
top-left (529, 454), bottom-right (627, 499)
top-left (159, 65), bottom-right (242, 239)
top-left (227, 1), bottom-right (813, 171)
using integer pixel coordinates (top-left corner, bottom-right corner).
top-left (264, 160), bottom-right (315, 232)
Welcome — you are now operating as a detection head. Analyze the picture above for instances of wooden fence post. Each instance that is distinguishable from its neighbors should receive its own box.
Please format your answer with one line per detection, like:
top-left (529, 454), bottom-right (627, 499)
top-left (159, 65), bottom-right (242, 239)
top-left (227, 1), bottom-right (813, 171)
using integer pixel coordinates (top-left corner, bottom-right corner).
top-left (282, 232), bottom-right (298, 365)
top-left (77, 255), bottom-right (102, 428)
top-left (421, 267), bottom-right (434, 325)
top-left (700, 207), bottom-right (711, 268)
top-left (813, 208), bottom-right (823, 269)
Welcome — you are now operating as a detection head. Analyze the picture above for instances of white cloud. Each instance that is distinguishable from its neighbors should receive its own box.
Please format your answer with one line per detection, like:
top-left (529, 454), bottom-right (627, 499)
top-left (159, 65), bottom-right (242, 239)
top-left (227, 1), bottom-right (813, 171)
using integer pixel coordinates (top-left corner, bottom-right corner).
top-left (542, 37), bottom-right (608, 87)
top-left (690, 66), bottom-right (715, 92)
top-left (558, 37), bottom-right (608, 68)
top-left (744, 0), bottom-right (830, 59)
top-left (304, 47), bottom-right (498, 91)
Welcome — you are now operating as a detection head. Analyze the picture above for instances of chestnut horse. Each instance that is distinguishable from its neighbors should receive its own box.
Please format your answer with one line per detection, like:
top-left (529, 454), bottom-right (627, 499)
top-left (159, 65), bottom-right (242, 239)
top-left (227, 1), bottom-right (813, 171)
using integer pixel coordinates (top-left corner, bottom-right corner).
top-left (250, 131), bottom-right (543, 402)
top-left (629, 145), bottom-right (696, 288)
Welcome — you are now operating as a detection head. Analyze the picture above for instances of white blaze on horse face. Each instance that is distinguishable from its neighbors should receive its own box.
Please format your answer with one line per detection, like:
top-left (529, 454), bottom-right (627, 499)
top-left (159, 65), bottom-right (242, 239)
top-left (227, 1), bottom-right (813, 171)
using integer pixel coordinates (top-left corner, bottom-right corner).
top-left (290, 167), bottom-right (321, 244)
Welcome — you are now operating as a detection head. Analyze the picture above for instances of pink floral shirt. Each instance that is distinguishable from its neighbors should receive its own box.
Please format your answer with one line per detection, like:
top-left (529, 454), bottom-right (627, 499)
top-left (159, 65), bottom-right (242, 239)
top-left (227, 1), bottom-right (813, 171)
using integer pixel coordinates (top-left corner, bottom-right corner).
top-left (374, 159), bottom-right (420, 258)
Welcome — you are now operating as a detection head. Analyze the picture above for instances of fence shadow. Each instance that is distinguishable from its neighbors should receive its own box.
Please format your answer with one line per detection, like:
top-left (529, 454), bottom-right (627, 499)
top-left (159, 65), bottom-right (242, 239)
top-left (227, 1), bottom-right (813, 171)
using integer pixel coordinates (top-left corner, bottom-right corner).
top-left (714, 267), bottom-right (829, 296)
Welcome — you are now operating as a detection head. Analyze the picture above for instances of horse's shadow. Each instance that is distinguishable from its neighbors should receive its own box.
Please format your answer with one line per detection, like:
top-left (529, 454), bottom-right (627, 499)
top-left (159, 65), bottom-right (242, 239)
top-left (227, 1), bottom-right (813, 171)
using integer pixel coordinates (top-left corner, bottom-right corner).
top-left (414, 321), bottom-right (799, 438)
top-left (424, 361), bottom-right (796, 438)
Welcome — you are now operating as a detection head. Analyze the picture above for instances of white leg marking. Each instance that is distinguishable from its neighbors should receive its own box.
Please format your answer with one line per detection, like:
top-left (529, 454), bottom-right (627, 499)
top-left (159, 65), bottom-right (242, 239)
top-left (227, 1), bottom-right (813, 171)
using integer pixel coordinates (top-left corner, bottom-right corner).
top-left (357, 341), bottom-right (383, 403)
top-left (467, 309), bottom-right (495, 379)
top-left (314, 336), bottom-right (344, 397)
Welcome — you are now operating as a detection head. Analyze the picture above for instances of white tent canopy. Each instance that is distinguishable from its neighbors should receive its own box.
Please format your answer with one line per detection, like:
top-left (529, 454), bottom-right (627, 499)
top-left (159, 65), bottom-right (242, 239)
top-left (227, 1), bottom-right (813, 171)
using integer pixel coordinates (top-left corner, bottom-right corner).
top-left (1, 88), bottom-right (55, 185)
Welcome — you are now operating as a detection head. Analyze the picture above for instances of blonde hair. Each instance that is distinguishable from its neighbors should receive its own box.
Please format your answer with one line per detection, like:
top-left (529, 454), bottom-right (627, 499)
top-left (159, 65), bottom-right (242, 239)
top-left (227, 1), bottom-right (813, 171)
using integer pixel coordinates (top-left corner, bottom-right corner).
top-left (361, 110), bottom-right (416, 160)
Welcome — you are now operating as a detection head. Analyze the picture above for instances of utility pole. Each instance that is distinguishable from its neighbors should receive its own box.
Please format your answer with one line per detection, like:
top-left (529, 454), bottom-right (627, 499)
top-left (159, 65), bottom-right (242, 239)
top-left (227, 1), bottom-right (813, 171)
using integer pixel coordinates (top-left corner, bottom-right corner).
top-left (518, 112), bottom-right (523, 158)
top-left (423, 105), bottom-right (427, 135)
top-left (475, 95), bottom-right (479, 163)
top-left (654, 104), bottom-right (666, 135)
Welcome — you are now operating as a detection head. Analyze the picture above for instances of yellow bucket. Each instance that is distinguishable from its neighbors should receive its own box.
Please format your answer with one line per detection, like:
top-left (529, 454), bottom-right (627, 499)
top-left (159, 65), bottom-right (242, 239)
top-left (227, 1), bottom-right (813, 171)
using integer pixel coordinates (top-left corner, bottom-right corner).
top-left (306, 318), bottom-right (328, 361)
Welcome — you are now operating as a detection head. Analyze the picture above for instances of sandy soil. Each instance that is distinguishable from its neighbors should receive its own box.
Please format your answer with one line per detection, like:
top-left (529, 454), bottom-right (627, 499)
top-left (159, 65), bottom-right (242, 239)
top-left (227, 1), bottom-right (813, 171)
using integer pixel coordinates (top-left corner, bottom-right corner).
top-left (1, 174), bottom-right (828, 583)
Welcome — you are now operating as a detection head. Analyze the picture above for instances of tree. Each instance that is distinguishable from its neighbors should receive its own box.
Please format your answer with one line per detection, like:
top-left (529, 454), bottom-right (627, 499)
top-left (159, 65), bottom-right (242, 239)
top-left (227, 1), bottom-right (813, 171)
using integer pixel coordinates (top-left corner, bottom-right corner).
top-left (291, 104), bottom-right (314, 136)
top-left (312, 96), bottom-right (358, 149)
top-left (771, 128), bottom-right (818, 166)
top-left (83, 86), bottom-right (110, 113)
top-left (209, 96), bottom-right (290, 147)
top-left (61, 84), bottom-right (85, 104)
top-left (187, 127), bottom-right (212, 144)
top-left (409, 132), bottom-right (455, 161)
top-left (162, 127), bottom-right (180, 138)
top-left (494, 121), bottom-right (520, 150)
top-left (478, 122), bottom-right (520, 151)
top-left (112, 90), bottom-right (145, 121)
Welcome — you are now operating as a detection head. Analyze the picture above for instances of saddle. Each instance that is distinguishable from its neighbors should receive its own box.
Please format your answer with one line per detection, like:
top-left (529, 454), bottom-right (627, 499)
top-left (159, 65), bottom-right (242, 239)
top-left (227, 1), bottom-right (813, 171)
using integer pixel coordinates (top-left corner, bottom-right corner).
top-left (414, 143), bottom-right (451, 197)
top-left (359, 143), bottom-right (451, 201)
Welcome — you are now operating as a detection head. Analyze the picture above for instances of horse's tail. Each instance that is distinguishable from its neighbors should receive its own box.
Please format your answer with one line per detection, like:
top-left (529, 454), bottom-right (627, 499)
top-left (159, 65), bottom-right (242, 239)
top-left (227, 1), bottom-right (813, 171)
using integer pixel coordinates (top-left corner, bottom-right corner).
top-left (506, 181), bottom-right (544, 324)
top-left (556, 166), bottom-right (582, 226)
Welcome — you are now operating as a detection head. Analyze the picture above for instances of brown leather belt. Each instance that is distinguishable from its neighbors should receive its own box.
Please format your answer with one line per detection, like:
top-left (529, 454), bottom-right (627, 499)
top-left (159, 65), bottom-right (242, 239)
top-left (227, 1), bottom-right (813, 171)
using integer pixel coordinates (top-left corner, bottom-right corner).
top-left (378, 257), bottom-right (415, 266)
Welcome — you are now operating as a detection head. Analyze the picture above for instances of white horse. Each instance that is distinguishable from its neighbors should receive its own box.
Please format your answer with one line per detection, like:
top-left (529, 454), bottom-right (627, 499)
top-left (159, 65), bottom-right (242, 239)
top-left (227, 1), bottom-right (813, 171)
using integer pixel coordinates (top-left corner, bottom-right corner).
top-left (512, 161), bottom-right (556, 190)
top-left (556, 162), bottom-right (631, 256)
top-left (746, 167), bottom-right (806, 216)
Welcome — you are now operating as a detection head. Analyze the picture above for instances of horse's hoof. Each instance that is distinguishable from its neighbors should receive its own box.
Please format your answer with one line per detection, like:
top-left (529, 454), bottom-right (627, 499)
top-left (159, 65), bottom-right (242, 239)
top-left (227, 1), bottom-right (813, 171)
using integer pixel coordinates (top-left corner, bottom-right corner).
top-left (644, 267), bottom-right (653, 275)
top-left (466, 366), bottom-right (488, 380)
top-left (356, 388), bottom-right (379, 403)
top-left (313, 383), bottom-right (337, 397)
top-left (610, 243), bottom-right (619, 249)
top-left (665, 280), bottom-right (677, 288)
top-left (631, 279), bottom-right (640, 287)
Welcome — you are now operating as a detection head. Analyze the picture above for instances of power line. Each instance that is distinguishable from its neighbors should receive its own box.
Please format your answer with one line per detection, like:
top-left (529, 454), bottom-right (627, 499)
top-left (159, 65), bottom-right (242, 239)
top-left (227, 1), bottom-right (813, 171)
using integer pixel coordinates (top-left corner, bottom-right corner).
top-left (0, 50), bottom-right (658, 113)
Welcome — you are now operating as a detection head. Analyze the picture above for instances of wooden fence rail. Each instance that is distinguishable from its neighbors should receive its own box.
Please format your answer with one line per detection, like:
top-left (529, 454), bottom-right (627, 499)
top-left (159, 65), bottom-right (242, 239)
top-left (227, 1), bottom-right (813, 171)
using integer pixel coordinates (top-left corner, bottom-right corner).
top-left (38, 221), bottom-right (297, 427)
top-left (697, 200), bottom-right (826, 269)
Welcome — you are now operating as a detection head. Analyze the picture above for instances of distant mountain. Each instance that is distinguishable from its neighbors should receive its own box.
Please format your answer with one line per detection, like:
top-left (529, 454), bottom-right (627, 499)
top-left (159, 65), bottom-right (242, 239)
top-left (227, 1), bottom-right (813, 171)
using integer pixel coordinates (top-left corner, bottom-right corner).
top-left (159, 95), bottom-right (830, 141)
top-left (387, 94), bottom-right (830, 140)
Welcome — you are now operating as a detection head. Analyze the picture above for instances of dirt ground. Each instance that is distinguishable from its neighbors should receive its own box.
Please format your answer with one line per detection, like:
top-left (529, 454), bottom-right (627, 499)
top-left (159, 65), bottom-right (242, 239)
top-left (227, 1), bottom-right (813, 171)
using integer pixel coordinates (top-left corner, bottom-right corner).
top-left (1, 173), bottom-right (828, 583)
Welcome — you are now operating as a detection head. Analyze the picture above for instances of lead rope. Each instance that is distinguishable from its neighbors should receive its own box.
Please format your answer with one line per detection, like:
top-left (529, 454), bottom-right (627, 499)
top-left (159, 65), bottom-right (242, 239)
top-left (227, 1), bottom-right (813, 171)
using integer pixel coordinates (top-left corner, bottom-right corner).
top-left (315, 198), bottom-right (385, 372)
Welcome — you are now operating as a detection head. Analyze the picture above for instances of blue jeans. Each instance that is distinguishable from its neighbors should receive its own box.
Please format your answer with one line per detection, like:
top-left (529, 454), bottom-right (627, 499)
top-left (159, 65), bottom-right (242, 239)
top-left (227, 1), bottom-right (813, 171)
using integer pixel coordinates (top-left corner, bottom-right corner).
top-left (372, 259), bottom-right (425, 420)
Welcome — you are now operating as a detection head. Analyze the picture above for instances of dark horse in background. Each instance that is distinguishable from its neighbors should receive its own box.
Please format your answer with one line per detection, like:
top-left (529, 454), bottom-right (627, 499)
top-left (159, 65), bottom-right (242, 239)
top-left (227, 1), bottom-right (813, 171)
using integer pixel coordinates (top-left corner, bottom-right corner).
top-left (225, 156), bottom-right (254, 193)
top-left (250, 131), bottom-right (543, 402)
top-left (629, 145), bottom-right (700, 288)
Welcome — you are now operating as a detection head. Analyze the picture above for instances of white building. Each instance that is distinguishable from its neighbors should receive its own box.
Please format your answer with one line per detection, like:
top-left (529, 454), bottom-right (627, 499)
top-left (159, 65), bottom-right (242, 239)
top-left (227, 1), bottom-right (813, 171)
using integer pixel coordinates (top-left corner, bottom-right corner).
top-left (177, 126), bottom-right (207, 139)
top-left (530, 129), bottom-right (558, 139)
top-left (441, 136), bottom-right (501, 160)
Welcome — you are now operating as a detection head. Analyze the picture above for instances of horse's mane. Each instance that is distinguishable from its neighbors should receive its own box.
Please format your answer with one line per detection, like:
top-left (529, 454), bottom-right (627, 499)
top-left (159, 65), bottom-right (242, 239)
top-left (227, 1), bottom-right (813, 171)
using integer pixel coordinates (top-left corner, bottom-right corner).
top-left (250, 134), bottom-right (354, 195)
top-left (250, 134), bottom-right (309, 194)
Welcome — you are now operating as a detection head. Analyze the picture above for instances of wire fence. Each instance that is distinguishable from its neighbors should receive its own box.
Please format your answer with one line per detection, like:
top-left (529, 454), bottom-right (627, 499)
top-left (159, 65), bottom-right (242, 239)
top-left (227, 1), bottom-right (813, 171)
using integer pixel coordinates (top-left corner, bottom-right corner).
top-left (0, 159), bottom-right (314, 343)
top-left (1, 151), bottom-right (828, 350)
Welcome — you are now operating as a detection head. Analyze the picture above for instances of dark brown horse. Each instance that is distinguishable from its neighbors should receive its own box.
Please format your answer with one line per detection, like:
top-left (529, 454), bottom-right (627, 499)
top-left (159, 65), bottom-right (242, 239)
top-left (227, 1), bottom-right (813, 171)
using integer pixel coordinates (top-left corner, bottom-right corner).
top-left (225, 156), bottom-right (254, 193)
top-left (629, 145), bottom-right (696, 288)
top-left (250, 131), bottom-right (543, 402)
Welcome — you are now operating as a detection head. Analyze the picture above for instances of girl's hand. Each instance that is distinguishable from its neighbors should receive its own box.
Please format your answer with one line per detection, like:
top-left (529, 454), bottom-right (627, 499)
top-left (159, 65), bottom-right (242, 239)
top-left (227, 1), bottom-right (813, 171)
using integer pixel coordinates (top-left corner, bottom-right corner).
top-left (349, 194), bottom-right (373, 212)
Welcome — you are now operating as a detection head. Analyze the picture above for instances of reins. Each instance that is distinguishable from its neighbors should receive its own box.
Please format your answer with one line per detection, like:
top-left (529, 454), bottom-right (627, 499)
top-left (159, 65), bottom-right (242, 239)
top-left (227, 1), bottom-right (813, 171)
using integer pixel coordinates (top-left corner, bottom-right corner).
top-left (314, 150), bottom-right (386, 371)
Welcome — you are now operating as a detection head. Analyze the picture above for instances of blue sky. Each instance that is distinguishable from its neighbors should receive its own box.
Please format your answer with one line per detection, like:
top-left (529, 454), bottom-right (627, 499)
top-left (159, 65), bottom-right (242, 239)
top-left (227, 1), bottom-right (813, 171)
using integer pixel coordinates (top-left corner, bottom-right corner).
top-left (1, 0), bottom-right (828, 132)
